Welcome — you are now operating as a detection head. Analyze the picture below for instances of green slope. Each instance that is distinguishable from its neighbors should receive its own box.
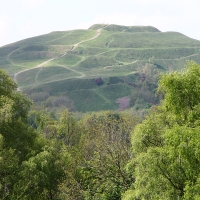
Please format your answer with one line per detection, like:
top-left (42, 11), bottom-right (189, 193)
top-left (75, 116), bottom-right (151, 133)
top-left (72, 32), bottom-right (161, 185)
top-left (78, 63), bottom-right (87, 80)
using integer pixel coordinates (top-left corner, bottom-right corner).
top-left (1, 24), bottom-right (200, 112)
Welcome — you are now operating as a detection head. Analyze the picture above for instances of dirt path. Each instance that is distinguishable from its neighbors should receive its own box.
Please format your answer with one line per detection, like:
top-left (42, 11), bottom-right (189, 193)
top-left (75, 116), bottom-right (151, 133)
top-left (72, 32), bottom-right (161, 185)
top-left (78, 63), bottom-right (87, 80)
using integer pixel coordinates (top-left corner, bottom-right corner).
top-left (13, 25), bottom-right (108, 89)
top-left (13, 58), bottom-right (55, 83)
top-left (70, 28), bottom-right (102, 51)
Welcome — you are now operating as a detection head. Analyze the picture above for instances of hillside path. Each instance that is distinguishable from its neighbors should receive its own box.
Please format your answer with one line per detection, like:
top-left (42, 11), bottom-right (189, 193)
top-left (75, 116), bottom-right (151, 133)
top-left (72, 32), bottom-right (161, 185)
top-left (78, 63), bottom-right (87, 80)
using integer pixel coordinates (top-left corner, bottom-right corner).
top-left (13, 25), bottom-right (108, 90)
top-left (13, 58), bottom-right (55, 83)
top-left (70, 28), bottom-right (102, 51)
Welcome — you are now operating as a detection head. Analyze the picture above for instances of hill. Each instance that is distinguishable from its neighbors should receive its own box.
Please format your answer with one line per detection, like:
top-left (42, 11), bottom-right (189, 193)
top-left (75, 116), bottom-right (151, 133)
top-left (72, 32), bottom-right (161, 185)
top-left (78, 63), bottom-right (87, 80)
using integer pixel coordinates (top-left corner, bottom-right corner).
top-left (1, 24), bottom-right (200, 112)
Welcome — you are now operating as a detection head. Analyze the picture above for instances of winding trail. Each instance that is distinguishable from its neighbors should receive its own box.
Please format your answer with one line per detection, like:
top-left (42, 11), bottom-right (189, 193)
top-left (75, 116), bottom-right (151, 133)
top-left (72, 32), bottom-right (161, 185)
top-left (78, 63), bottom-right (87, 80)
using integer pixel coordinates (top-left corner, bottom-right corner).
top-left (13, 58), bottom-right (55, 83)
top-left (13, 25), bottom-right (108, 90)
top-left (70, 28), bottom-right (102, 51)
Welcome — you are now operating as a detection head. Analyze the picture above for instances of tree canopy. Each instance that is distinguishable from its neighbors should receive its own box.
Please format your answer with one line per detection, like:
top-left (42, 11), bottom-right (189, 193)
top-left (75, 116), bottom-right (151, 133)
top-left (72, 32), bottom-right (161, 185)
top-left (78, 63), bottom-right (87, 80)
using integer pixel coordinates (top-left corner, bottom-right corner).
top-left (0, 69), bottom-right (66, 199)
top-left (123, 61), bottom-right (200, 200)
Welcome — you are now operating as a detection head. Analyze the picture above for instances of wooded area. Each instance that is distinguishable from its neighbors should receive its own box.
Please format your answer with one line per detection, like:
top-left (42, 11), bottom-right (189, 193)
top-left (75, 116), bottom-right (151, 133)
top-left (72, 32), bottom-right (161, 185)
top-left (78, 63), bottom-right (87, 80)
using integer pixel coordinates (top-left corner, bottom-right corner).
top-left (1, 61), bottom-right (200, 199)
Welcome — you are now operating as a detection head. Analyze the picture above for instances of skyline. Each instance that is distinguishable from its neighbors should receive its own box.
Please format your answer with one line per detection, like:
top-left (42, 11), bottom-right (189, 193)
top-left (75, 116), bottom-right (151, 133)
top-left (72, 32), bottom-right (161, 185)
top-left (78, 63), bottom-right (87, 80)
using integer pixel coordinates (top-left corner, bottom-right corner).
top-left (0, 0), bottom-right (200, 47)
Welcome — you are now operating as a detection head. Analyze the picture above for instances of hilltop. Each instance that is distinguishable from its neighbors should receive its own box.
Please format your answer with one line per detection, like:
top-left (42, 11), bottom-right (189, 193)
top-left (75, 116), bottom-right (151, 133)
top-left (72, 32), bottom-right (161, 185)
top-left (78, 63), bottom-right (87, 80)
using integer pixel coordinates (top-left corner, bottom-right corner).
top-left (1, 24), bottom-right (200, 112)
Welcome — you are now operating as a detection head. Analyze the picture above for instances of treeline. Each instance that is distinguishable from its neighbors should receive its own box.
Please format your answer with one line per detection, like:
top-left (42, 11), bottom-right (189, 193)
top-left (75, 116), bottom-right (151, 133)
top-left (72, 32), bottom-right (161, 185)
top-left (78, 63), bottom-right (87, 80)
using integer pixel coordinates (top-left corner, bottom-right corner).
top-left (1, 61), bottom-right (200, 199)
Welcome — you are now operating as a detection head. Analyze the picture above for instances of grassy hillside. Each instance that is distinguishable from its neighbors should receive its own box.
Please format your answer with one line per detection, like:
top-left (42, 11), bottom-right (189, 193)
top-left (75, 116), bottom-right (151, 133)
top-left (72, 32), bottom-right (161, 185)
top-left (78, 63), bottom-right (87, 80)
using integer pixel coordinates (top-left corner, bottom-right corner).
top-left (1, 24), bottom-right (200, 112)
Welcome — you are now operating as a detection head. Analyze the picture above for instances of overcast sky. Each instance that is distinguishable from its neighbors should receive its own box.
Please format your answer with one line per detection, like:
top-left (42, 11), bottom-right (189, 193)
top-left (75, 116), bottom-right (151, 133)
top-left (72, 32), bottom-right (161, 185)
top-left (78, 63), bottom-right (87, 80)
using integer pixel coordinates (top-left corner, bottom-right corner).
top-left (0, 0), bottom-right (200, 47)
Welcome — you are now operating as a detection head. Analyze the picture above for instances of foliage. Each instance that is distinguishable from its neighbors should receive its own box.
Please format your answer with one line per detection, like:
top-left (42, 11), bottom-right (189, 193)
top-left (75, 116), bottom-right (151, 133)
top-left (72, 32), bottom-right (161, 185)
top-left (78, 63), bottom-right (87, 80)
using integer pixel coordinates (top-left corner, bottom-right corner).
top-left (130, 64), bottom-right (160, 110)
top-left (124, 61), bottom-right (200, 199)
top-left (17, 146), bottom-right (66, 199)
top-left (74, 111), bottom-right (136, 199)
top-left (29, 108), bottom-right (137, 199)
top-left (0, 69), bottom-right (66, 199)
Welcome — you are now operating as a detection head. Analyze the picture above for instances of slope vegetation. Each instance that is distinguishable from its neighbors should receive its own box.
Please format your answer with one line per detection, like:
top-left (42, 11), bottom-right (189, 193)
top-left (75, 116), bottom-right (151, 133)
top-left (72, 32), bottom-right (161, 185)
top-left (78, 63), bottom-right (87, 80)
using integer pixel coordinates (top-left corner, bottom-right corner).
top-left (1, 24), bottom-right (200, 112)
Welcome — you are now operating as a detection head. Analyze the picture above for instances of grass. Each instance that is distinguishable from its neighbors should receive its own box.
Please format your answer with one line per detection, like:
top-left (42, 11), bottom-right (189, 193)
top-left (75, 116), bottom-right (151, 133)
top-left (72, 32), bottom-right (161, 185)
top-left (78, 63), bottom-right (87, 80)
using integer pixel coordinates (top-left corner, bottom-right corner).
top-left (1, 23), bottom-right (200, 112)
top-left (98, 84), bottom-right (133, 102)
top-left (83, 31), bottom-right (200, 49)
top-left (77, 55), bottom-right (118, 68)
top-left (64, 89), bottom-right (115, 112)
top-left (115, 48), bottom-right (200, 62)
top-left (12, 30), bottom-right (96, 46)
top-left (45, 30), bottom-right (97, 45)
top-left (103, 24), bottom-right (161, 32)
top-left (25, 74), bottom-right (140, 112)
top-left (88, 24), bottom-right (107, 30)
top-left (24, 71), bottom-right (139, 112)
top-left (17, 68), bottom-right (41, 87)
top-left (47, 53), bottom-right (83, 66)
top-left (73, 47), bottom-right (109, 56)
top-left (36, 66), bottom-right (79, 82)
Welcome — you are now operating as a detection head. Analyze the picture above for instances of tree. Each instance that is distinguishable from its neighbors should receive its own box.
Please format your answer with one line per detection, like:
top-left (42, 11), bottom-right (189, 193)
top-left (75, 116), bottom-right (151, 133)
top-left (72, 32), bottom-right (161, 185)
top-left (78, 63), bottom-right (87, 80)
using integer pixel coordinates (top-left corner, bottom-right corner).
top-left (123, 61), bottom-right (200, 199)
top-left (16, 146), bottom-right (66, 200)
top-left (76, 111), bottom-right (136, 200)
top-left (0, 69), bottom-right (66, 199)
top-left (0, 69), bottom-right (37, 198)
top-left (57, 109), bottom-right (81, 146)
top-left (28, 109), bottom-right (85, 199)
top-left (130, 63), bottom-right (159, 110)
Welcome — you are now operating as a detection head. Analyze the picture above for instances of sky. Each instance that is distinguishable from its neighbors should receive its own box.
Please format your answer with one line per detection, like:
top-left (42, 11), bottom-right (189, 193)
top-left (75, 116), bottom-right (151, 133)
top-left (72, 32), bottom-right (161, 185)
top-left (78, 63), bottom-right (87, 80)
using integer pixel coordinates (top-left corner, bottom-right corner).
top-left (0, 0), bottom-right (200, 47)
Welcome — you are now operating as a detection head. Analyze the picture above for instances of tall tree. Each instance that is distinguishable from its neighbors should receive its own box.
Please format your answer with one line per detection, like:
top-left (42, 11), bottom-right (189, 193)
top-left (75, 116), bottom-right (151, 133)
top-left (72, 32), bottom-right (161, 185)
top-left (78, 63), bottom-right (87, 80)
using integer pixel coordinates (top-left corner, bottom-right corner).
top-left (76, 111), bottom-right (135, 200)
top-left (123, 61), bottom-right (200, 200)
top-left (0, 69), bottom-right (65, 199)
